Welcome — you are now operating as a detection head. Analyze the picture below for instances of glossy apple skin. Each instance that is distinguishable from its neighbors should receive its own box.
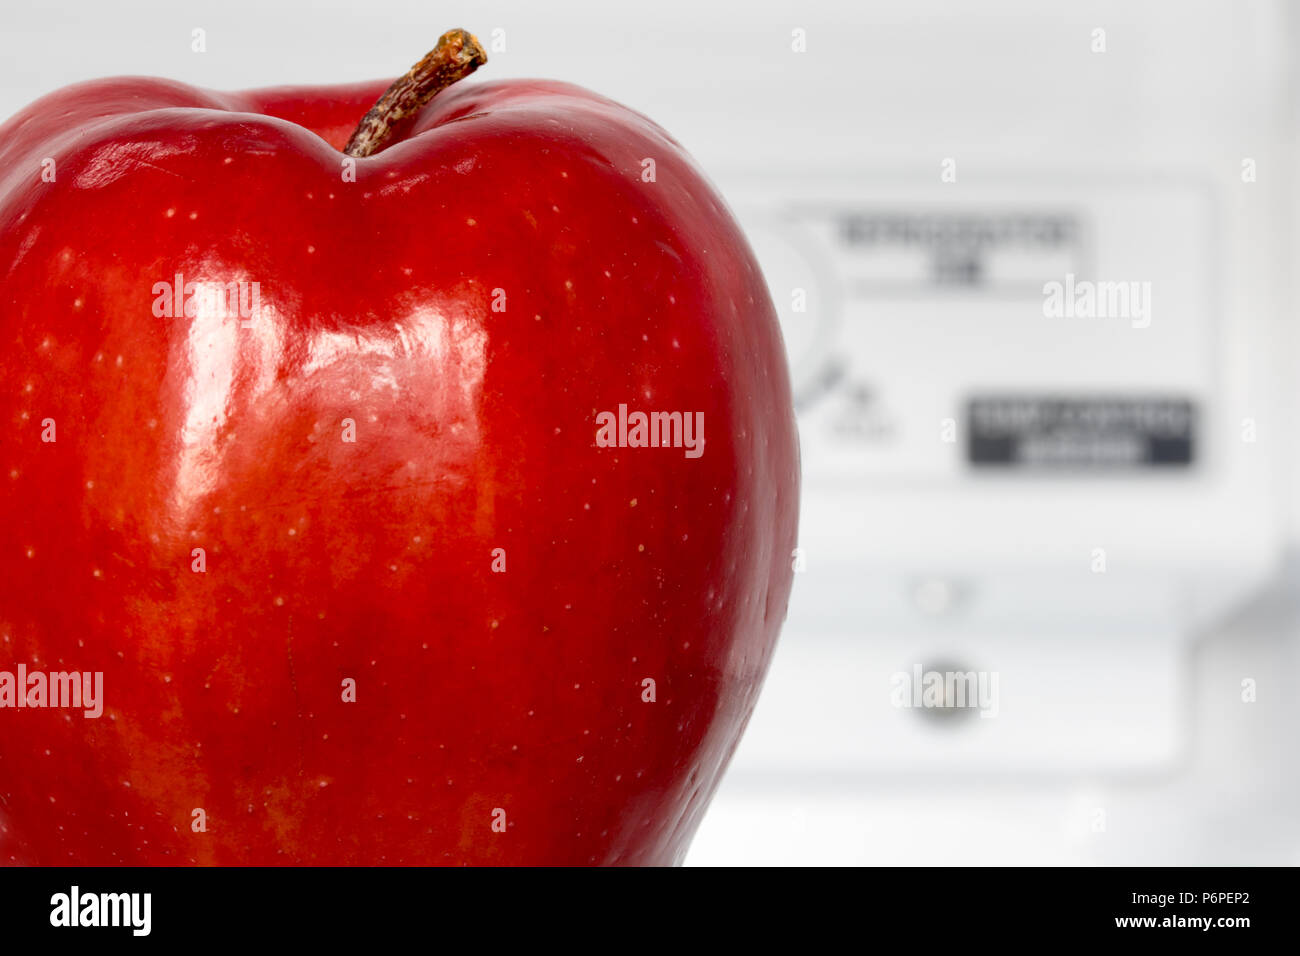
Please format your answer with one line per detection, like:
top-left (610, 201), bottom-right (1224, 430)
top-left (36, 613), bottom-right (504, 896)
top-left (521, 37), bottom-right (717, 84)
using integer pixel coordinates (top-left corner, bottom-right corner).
top-left (0, 72), bottom-right (799, 865)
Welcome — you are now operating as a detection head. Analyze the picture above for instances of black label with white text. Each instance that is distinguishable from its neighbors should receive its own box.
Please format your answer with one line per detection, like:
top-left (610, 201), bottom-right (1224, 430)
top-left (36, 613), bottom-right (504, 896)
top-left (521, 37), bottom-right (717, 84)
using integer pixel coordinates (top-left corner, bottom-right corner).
top-left (967, 397), bottom-right (1196, 468)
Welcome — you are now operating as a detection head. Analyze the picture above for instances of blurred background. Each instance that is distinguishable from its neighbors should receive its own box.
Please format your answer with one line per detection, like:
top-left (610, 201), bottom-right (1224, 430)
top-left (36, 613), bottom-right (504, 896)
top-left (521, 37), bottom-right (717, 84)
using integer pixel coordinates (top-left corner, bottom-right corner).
top-left (2, 0), bottom-right (1297, 864)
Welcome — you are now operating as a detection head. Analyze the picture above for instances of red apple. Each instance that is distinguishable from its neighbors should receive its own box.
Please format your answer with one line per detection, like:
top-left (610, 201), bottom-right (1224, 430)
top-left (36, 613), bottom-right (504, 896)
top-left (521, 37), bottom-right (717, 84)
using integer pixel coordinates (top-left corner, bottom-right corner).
top-left (0, 30), bottom-right (798, 865)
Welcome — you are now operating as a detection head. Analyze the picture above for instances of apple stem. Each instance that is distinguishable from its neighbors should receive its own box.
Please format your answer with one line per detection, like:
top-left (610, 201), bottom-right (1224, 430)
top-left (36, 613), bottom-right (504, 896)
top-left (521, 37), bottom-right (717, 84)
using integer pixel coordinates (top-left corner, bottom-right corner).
top-left (343, 28), bottom-right (488, 158)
